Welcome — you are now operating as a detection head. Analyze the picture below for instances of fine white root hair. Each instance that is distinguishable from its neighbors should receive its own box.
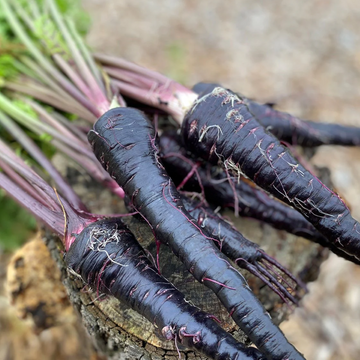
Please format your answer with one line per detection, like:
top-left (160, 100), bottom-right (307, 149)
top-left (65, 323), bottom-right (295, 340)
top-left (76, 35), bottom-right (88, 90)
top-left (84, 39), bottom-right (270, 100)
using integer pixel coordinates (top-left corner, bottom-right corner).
top-left (211, 87), bottom-right (229, 97)
top-left (209, 87), bottom-right (243, 107)
top-left (88, 225), bottom-right (128, 267)
top-left (198, 124), bottom-right (223, 143)
top-left (224, 158), bottom-right (244, 183)
top-left (190, 92), bottom-right (212, 114)
top-left (226, 109), bottom-right (244, 123)
top-left (222, 93), bottom-right (242, 107)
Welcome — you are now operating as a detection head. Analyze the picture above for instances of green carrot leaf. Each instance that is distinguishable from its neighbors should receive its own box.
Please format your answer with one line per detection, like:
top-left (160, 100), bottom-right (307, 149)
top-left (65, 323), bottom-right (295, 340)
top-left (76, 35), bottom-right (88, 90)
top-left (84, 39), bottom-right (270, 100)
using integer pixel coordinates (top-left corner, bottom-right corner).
top-left (33, 14), bottom-right (71, 58)
top-left (0, 188), bottom-right (37, 251)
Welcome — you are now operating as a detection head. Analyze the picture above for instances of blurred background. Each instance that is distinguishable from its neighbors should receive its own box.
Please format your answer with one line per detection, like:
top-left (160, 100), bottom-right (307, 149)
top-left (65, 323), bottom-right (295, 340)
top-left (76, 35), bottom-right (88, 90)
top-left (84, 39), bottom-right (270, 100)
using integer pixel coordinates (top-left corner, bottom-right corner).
top-left (1, 0), bottom-right (360, 359)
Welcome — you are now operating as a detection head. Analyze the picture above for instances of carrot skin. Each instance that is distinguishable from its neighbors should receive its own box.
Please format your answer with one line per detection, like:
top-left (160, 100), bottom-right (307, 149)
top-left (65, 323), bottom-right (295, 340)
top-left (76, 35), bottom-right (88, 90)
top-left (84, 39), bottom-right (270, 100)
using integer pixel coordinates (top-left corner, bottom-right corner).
top-left (125, 186), bottom-right (302, 303)
top-left (159, 131), bottom-right (326, 242)
top-left (160, 130), bottom-right (360, 265)
top-left (193, 82), bottom-right (360, 147)
top-left (181, 196), bottom-right (302, 304)
top-left (181, 87), bottom-right (360, 261)
top-left (248, 101), bottom-right (360, 147)
top-left (88, 108), bottom-right (305, 360)
top-left (66, 217), bottom-right (264, 360)
top-left (182, 195), bottom-right (261, 262)
top-left (159, 131), bottom-right (360, 265)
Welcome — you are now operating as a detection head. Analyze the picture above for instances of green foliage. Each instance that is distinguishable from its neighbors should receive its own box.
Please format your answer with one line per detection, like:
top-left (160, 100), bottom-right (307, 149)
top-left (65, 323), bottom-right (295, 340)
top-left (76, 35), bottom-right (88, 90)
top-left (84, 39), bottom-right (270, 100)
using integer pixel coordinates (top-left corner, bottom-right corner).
top-left (0, 0), bottom-right (90, 251)
top-left (0, 188), bottom-right (37, 251)
top-left (0, 97), bottom-right (56, 159)
top-left (55, 0), bottom-right (90, 36)
top-left (11, 99), bottom-right (38, 118)
top-left (37, 132), bottom-right (56, 159)
top-left (0, 54), bottom-right (19, 81)
top-left (33, 15), bottom-right (71, 58)
top-left (0, 3), bottom-right (11, 41)
top-left (165, 42), bottom-right (188, 84)
top-left (0, 0), bottom-right (90, 39)
top-left (0, 0), bottom-right (91, 80)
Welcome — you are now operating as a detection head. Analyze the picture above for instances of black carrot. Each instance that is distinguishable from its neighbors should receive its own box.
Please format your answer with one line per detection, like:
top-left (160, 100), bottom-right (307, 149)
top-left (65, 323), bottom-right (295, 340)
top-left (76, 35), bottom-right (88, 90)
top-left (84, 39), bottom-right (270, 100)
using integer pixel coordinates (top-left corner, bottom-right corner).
top-left (124, 168), bottom-right (303, 304)
top-left (159, 131), bottom-right (360, 266)
top-left (1, 2), bottom-right (271, 358)
top-left (88, 107), bottom-right (305, 360)
top-left (159, 131), bottom-right (323, 240)
top-left (193, 82), bottom-right (360, 147)
top-left (181, 87), bottom-right (360, 261)
top-left (67, 218), bottom-right (265, 360)
top-left (180, 195), bottom-right (304, 304)
top-left (247, 98), bottom-right (360, 147)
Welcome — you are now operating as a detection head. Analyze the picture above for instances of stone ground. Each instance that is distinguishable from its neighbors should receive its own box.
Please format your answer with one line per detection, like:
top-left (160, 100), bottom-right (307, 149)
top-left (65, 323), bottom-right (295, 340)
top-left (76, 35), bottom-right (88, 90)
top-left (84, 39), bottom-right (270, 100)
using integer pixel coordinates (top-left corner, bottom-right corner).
top-left (82, 1), bottom-right (360, 359)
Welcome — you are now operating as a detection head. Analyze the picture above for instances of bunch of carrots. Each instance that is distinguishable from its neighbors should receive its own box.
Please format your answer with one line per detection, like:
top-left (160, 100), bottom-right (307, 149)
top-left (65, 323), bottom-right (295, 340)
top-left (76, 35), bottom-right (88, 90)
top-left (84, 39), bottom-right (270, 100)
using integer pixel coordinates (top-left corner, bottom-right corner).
top-left (1, 1), bottom-right (360, 360)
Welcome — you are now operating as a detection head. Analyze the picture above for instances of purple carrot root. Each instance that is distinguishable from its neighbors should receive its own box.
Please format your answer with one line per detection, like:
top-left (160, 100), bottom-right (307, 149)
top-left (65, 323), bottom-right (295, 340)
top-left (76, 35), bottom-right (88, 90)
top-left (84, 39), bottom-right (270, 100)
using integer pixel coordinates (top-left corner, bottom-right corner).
top-left (162, 151), bottom-right (206, 198)
top-left (181, 87), bottom-right (360, 261)
top-left (258, 260), bottom-right (297, 294)
top-left (192, 82), bottom-right (360, 148)
top-left (88, 107), bottom-right (305, 360)
top-left (260, 251), bottom-right (308, 291)
top-left (236, 259), bottom-right (291, 305)
top-left (202, 277), bottom-right (236, 290)
top-left (181, 195), bottom-right (302, 304)
top-left (255, 263), bottom-right (298, 305)
top-left (66, 218), bottom-right (265, 360)
top-left (158, 131), bottom-right (326, 246)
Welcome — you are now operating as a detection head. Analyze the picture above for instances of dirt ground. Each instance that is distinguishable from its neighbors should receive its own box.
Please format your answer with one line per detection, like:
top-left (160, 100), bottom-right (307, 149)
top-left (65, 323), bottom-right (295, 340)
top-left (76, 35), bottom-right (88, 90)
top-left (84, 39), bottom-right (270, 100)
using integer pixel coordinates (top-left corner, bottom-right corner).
top-left (81, 1), bottom-right (360, 359)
